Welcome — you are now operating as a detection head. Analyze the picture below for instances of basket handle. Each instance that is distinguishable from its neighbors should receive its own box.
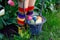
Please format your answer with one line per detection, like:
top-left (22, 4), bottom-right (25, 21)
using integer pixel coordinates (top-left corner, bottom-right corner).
top-left (39, 0), bottom-right (44, 16)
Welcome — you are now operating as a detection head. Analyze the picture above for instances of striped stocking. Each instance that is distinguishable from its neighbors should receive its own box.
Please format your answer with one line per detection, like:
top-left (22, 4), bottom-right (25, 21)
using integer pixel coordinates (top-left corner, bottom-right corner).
top-left (27, 0), bottom-right (36, 16)
top-left (17, 0), bottom-right (29, 26)
top-left (17, 0), bottom-right (36, 26)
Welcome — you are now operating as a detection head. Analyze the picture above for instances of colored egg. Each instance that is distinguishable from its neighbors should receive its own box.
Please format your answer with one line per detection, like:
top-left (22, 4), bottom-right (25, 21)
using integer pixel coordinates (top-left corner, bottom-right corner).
top-left (30, 20), bottom-right (35, 24)
top-left (33, 16), bottom-right (37, 21)
top-left (37, 16), bottom-right (41, 19)
top-left (36, 17), bottom-right (42, 24)
top-left (27, 16), bottom-right (32, 20)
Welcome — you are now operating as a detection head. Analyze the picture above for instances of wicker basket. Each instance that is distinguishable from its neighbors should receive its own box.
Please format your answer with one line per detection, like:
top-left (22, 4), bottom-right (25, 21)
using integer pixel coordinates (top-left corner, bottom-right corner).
top-left (26, 16), bottom-right (46, 35)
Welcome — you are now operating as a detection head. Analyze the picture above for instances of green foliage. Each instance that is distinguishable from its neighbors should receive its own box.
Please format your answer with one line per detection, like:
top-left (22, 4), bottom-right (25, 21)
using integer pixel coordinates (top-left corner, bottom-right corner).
top-left (0, 0), bottom-right (2, 2)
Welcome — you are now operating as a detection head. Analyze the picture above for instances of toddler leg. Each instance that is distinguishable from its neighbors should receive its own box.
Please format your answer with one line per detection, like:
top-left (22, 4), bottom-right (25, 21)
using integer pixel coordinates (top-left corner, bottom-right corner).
top-left (18, 0), bottom-right (29, 13)
top-left (17, 0), bottom-right (29, 25)
top-left (27, 0), bottom-right (36, 16)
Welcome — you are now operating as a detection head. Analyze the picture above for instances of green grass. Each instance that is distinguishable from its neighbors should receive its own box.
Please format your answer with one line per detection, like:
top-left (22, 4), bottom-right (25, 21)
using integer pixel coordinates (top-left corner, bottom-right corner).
top-left (41, 9), bottom-right (60, 40)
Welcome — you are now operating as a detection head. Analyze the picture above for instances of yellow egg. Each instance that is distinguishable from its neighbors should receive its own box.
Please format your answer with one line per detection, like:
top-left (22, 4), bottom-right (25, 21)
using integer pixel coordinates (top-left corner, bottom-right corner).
top-left (36, 16), bottom-right (42, 24)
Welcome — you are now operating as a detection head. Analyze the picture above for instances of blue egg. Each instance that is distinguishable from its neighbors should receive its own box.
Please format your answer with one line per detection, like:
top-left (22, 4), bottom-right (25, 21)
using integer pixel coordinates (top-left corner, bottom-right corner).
top-left (33, 16), bottom-right (37, 21)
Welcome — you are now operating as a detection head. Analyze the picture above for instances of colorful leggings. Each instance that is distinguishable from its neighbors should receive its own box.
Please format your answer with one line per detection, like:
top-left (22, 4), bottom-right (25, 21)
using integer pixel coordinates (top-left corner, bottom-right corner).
top-left (17, 0), bottom-right (36, 25)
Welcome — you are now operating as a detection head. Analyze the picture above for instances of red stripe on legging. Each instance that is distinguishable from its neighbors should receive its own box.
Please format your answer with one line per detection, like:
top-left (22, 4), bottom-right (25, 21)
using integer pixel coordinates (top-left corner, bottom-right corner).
top-left (28, 6), bottom-right (34, 11)
top-left (17, 19), bottom-right (25, 25)
top-left (18, 7), bottom-right (28, 13)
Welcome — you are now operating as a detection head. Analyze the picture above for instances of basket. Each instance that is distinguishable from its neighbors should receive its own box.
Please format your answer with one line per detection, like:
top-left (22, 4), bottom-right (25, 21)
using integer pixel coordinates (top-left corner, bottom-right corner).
top-left (26, 16), bottom-right (46, 35)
